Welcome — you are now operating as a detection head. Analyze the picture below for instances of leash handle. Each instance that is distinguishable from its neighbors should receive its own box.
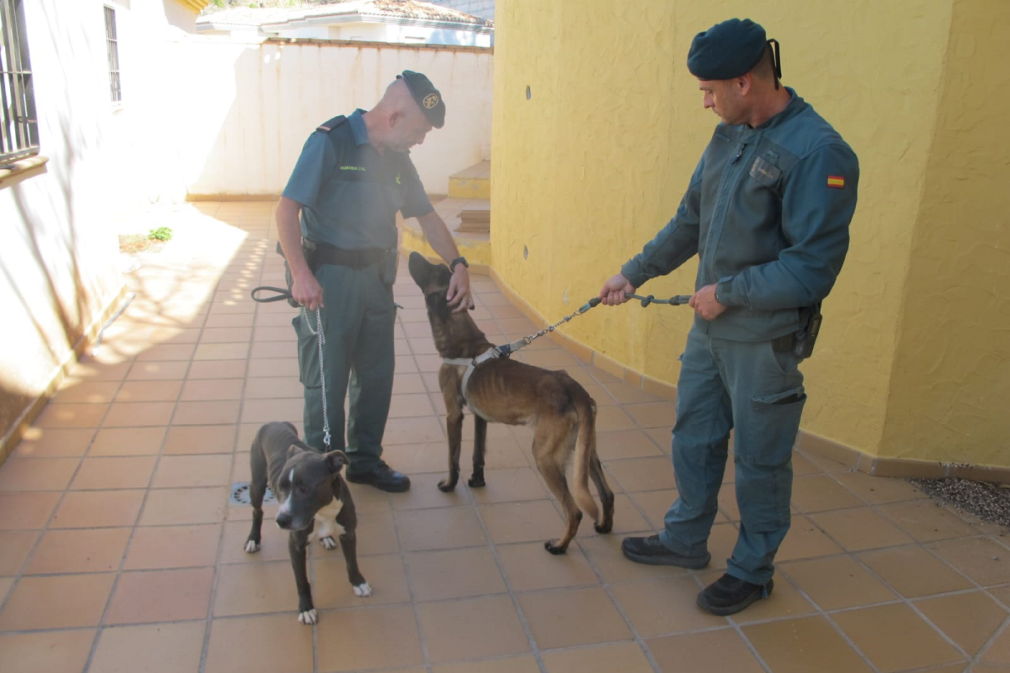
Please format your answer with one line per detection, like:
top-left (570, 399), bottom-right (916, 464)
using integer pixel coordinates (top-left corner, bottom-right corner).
top-left (250, 286), bottom-right (295, 303)
top-left (625, 292), bottom-right (692, 307)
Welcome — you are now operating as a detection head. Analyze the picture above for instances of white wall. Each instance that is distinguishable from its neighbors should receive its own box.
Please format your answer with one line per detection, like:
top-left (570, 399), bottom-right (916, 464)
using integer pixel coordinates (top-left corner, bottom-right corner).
top-left (155, 38), bottom-right (493, 199)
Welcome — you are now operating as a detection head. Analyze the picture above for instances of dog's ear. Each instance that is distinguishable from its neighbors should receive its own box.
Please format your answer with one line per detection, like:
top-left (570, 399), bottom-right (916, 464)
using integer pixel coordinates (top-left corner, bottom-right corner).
top-left (324, 450), bottom-right (349, 474)
top-left (425, 290), bottom-right (450, 323)
top-left (287, 444), bottom-right (302, 458)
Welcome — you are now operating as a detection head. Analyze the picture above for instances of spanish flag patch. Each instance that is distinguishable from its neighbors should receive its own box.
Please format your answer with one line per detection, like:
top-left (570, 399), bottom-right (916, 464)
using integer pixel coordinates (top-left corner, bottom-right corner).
top-left (827, 175), bottom-right (845, 189)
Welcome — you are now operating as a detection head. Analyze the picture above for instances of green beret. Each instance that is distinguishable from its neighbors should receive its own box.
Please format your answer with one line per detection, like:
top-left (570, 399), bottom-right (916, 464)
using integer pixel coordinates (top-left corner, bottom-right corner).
top-left (397, 70), bottom-right (446, 129)
top-left (687, 18), bottom-right (770, 80)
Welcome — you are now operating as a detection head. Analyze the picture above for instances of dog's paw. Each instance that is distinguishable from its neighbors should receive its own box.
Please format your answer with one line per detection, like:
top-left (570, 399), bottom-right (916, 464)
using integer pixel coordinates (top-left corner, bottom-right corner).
top-left (298, 609), bottom-right (318, 625)
top-left (594, 522), bottom-right (613, 534)
top-left (437, 479), bottom-right (457, 492)
top-left (353, 582), bottom-right (372, 597)
top-left (244, 540), bottom-right (260, 553)
top-left (319, 536), bottom-right (337, 550)
top-left (467, 476), bottom-right (486, 488)
top-left (544, 540), bottom-right (568, 555)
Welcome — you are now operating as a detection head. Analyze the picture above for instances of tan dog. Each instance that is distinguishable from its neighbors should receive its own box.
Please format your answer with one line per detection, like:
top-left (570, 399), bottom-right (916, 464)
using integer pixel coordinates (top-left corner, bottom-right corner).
top-left (407, 252), bottom-right (614, 554)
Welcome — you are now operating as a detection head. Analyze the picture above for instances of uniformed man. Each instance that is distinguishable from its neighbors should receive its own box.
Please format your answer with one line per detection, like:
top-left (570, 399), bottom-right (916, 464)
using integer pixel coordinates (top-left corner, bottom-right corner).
top-left (599, 19), bottom-right (859, 614)
top-left (277, 71), bottom-right (474, 492)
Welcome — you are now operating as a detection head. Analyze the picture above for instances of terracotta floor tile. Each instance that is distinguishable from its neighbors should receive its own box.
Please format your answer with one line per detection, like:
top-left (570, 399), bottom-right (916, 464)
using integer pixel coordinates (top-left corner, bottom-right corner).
top-left (243, 376), bottom-right (302, 399)
top-left (353, 510), bottom-right (401, 556)
top-left (809, 507), bottom-right (913, 552)
top-left (991, 584), bottom-right (1010, 608)
top-left (543, 641), bottom-right (656, 673)
top-left (89, 426), bottom-right (165, 457)
top-left (246, 357), bottom-right (299, 379)
top-left (33, 402), bottom-right (108, 429)
top-left (519, 586), bottom-right (631, 650)
top-left (832, 602), bottom-right (965, 672)
top-left (594, 405), bottom-right (638, 432)
top-left (915, 590), bottom-right (1008, 656)
top-left (379, 442), bottom-right (457, 476)
top-left (71, 456), bottom-right (157, 490)
top-left (0, 629), bottom-right (96, 673)
top-left (481, 499), bottom-right (566, 546)
top-left (11, 427), bottom-right (93, 457)
top-left (0, 573), bottom-right (115, 629)
top-left (775, 515), bottom-right (845, 562)
top-left (139, 487), bottom-right (228, 525)
top-left (389, 471), bottom-right (473, 510)
top-left (392, 372), bottom-right (426, 394)
top-left (26, 527), bottom-right (131, 574)
top-left (418, 594), bottom-right (530, 663)
top-left (68, 359), bottom-right (131, 381)
top-left (879, 499), bottom-right (981, 542)
top-left (204, 613), bottom-right (314, 673)
top-left (608, 493), bottom-right (652, 535)
top-left (791, 474), bottom-right (865, 513)
top-left (179, 378), bottom-right (244, 401)
top-left (648, 629), bottom-right (766, 673)
top-left (124, 523), bottom-right (221, 570)
top-left (645, 427), bottom-right (674, 453)
top-left (395, 506), bottom-right (486, 551)
top-left (318, 604), bottom-right (424, 670)
top-left (0, 457), bottom-right (80, 491)
top-left (0, 491), bottom-right (61, 529)
top-left (53, 380), bottom-right (120, 404)
top-left (613, 574), bottom-right (727, 637)
top-left (497, 540), bottom-right (597, 591)
top-left (136, 343), bottom-right (197, 361)
top-left (104, 401), bottom-right (175, 427)
top-left (605, 456), bottom-right (677, 492)
top-left (187, 359), bottom-right (248, 379)
top-left (384, 415), bottom-right (445, 444)
top-left (982, 623), bottom-right (1010, 665)
top-left (596, 429), bottom-right (664, 460)
top-left (432, 656), bottom-right (541, 673)
top-left (106, 567), bottom-right (214, 624)
top-left (779, 554), bottom-right (896, 610)
top-left (114, 380), bottom-right (183, 403)
top-left (126, 360), bottom-right (189, 381)
top-left (218, 517), bottom-right (289, 564)
top-left (742, 616), bottom-right (874, 673)
top-left (930, 537), bottom-right (1010, 587)
top-left (857, 545), bottom-right (974, 598)
top-left (630, 489), bottom-right (679, 530)
top-left (623, 401), bottom-right (676, 429)
top-left (791, 451), bottom-right (825, 476)
top-left (387, 392), bottom-right (435, 418)
top-left (313, 553), bottom-right (410, 607)
top-left (51, 489), bottom-right (145, 528)
top-left (163, 424), bottom-right (236, 454)
top-left (834, 471), bottom-right (927, 505)
top-left (406, 546), bottom-right (506, 601)
top-left (151, 454), bottom-right (232, 488)
top-left (252, 326), bottom-right (293, 342)
top-left (89, 621), bottom-right (205, 673)
top-left (193, 342), bottom-right (249, 361)
top-left (174, 400), bottom-right (241, 425)
top-left (200, 326), bottom-right (253, 343)
top-left (0, 530), bottom-right (39, 574)
top-left (213, 560), bottom-right (300, 616)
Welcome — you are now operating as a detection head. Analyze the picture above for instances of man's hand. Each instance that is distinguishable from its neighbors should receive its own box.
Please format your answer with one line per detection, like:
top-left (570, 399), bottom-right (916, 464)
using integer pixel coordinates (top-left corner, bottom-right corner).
top-left (598, 273), bottom-right (635, 306)
top-left (690, 283), bottom-right (726, 321)
top-left (291, 270), bottom-right (324, 311)
top-left (447, 266), bottom-right (474, 312)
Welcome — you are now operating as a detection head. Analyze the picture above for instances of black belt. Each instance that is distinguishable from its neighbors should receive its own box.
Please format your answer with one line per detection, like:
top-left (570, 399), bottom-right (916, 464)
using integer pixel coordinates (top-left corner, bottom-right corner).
top-left (307, 241), bottom-right (387, 270)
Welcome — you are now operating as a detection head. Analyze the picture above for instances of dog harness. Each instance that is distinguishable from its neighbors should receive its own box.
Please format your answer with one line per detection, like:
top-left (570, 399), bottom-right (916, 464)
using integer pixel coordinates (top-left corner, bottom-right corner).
top-left (442, 347), bottom-right (502, 408)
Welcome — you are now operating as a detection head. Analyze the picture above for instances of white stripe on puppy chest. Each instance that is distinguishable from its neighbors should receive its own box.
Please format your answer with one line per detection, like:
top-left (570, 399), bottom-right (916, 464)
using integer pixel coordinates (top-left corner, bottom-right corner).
top-left (315, 498), bottom-right (346, 540)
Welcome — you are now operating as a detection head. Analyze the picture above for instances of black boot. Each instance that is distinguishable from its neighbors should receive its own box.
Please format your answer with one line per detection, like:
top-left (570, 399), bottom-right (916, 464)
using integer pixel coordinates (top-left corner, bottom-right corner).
top-left (697, 573), bottom-right (772, 616)
top-left (346, 461), bottom-right (411, 493)
top-left (621, 535), bottom-right (711, 569)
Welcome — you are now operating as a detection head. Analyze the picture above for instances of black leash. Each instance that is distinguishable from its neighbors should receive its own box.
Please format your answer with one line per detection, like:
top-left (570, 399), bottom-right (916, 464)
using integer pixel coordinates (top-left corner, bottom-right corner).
top-left (250, 286), bottom-right (295, 304)
top-left (624, 293), bottom-right (692, 306)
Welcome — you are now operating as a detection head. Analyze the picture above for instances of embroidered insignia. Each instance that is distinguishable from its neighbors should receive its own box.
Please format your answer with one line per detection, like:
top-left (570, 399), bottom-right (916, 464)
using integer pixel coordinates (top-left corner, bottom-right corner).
top-left (827, 175), bottom-right (845, 189)
top-left (396, 173), bottom-right (402, 185)
top-left (423, 93), bottom-right (438, 109)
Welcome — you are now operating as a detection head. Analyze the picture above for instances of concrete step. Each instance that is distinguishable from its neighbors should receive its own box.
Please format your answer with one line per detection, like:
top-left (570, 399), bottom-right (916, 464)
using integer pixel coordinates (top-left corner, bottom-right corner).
top-left (448, 160), bottom-right (490, 199)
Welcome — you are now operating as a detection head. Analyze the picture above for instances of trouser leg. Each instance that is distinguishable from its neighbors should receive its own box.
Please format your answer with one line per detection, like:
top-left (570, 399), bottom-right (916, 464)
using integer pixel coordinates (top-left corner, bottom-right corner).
top-left (716, 339), bottom-right (805, 586)
top-left (345, 266), bottom-right (396, 474)
top-left (659, 328), bottom-right (733, 557)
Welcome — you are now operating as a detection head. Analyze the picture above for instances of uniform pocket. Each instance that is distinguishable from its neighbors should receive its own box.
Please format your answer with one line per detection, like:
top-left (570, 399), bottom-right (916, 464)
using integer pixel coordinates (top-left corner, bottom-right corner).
top-left (748, 386), bottom-right (806, 466)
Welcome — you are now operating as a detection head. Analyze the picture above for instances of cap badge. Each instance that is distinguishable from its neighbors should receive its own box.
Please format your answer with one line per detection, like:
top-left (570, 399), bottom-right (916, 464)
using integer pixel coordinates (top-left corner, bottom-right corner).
top-left (423, 93), bottom-right (439, 109)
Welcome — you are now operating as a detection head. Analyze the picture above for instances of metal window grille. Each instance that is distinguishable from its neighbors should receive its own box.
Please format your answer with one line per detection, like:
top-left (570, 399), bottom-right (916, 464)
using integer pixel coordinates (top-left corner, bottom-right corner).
top-left (104, 6), bottom-right (121, 103)
top-left (0, 0), bottom-right (39, 163)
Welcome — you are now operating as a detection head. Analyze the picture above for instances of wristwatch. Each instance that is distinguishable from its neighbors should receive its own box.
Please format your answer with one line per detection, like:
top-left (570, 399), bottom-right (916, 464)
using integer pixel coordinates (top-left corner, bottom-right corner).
top-left (449, 256), bottom-right (469, 273)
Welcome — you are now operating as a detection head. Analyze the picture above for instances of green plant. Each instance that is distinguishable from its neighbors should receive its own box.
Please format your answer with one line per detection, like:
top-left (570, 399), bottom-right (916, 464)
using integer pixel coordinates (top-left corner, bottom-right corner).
top-left (148, 227), bottom-right (173, 242)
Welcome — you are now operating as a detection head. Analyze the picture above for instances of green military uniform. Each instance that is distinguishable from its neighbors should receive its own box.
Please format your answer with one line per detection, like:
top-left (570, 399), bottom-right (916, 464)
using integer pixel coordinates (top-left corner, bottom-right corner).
top-left (281, 109), bottom-right (433, 476)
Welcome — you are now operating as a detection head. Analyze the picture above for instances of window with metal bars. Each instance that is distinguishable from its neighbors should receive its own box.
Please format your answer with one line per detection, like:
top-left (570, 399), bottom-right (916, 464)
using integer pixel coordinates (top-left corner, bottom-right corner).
top-left (0, 0), bottom-right (39, 163)
top-left (104, 5), bottom-right (121, 103)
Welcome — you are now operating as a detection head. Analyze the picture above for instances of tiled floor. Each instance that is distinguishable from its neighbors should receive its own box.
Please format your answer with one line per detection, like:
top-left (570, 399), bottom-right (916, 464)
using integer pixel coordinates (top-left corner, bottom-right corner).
top-left (1, 201), bottom-right (1009, 673)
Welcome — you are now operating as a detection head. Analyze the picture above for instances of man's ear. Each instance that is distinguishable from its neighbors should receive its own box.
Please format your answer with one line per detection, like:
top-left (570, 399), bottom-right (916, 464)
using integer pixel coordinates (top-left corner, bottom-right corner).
top-left (389, 110), bottom-right (404, 129)
top-left (287, 444), bottom-right (302, 458)
top-left (324, 450), bottom-right (349, 474)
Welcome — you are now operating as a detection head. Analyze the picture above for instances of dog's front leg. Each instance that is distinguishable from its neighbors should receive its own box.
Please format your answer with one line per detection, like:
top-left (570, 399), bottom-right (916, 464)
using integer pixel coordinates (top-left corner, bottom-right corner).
top-left (336, 499), bottom-right (371, 597)
top-left (288, 527), bottom-right (316, 624)
top-left (469, 415), bottom-right (487, 488)
top-left (439, 403), bottom-right (464, 492)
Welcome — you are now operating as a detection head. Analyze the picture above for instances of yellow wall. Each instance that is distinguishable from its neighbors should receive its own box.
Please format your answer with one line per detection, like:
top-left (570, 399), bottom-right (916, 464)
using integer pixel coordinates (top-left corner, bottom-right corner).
top-left (492, 0), bottom-right (1008, 468)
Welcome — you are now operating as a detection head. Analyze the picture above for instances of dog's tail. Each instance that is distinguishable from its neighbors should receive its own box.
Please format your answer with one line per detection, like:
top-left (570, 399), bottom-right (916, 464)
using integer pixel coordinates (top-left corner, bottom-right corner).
top-left (570, 385), bottom-right (600, 525)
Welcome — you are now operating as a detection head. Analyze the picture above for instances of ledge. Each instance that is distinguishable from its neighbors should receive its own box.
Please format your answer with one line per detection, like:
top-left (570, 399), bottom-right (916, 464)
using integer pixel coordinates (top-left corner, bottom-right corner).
top-left (0, 155), bottom-right (49, 189)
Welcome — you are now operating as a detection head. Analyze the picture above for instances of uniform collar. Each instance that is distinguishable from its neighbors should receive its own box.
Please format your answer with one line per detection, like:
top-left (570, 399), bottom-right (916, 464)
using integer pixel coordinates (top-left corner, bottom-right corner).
top-left (347, 109), bottom-right (370, 147)
top-left (753, 87), bottom-right (803, 130)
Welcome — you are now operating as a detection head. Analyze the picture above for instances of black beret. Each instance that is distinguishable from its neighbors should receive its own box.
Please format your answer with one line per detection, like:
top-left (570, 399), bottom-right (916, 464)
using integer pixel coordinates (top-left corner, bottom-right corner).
top-left (687, 18), bottom-right (769, 80)
top-left (397, 70), bottom-right (446, 129)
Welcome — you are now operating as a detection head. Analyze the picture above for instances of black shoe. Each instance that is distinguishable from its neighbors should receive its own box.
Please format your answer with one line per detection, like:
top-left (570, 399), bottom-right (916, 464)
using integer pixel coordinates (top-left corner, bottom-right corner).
top-left (697, 573), bottom-right (772, 616)
top-left (621, 535), bottom-right (711, 569)
top-left (346, 461), bottom-right (411, 493)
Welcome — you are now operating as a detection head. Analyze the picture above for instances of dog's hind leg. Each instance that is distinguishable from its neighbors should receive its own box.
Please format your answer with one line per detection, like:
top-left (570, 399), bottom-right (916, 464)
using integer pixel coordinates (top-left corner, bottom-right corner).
top-left (533, 420), bottom-right (583, 555)
top-left (245, 441), bottom-right (268, 553)
top-left (469, 415), bottom-right (487, 488)
top-left (589, 455), bottom-right (615, 533)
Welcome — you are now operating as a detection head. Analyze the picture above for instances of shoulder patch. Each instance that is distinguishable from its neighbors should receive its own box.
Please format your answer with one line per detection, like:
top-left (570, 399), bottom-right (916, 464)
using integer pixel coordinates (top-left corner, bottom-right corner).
top-left (827, 175), bottom-right (845, 189)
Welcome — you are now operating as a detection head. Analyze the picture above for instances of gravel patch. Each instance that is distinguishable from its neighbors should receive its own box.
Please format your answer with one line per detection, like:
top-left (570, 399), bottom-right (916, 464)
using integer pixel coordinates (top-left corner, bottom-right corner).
top-left (912, 477), bottom-right (1010, 529)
